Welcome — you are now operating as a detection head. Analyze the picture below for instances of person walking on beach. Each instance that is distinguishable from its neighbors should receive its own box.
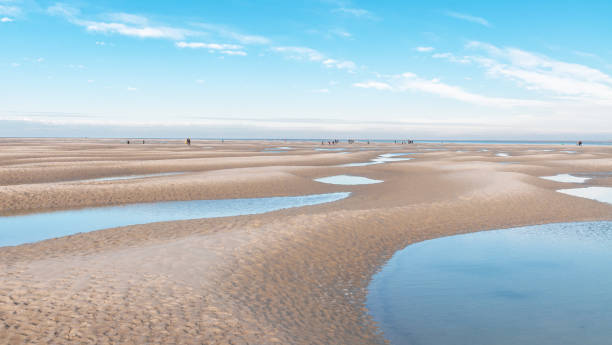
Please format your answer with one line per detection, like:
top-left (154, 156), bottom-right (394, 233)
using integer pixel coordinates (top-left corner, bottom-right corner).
top-left (186, 138), bottom-right (191, 146)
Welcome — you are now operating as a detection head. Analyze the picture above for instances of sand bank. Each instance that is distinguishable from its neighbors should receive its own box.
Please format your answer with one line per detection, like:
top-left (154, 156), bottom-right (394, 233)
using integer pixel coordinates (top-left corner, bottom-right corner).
top-left (0, 139), bottom-right (611, 344)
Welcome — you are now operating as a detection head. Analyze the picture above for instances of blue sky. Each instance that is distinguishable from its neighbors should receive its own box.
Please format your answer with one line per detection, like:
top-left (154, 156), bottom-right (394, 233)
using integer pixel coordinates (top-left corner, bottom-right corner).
top-left (1, 0), bottom-right (612, 139)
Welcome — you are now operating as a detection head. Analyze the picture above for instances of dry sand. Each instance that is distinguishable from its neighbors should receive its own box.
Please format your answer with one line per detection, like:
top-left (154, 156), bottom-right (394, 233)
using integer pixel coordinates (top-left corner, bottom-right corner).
top-left (1, 138), bottom-right (611, 344)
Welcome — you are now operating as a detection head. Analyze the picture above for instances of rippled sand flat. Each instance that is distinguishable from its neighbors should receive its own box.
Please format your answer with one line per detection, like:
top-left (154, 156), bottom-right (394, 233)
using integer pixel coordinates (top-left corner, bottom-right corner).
top-left (0, 138), bottom-right (611, 344)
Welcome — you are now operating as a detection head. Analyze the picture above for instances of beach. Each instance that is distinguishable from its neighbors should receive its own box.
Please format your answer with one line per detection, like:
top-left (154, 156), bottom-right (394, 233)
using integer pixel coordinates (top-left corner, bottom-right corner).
top-left (1, 138), bottom-right (611, 344)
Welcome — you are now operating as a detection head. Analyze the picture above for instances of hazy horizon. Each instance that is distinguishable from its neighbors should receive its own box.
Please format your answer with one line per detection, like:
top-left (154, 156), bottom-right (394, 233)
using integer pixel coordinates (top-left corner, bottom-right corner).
top-left (2, 1), bottom-right (612, 139)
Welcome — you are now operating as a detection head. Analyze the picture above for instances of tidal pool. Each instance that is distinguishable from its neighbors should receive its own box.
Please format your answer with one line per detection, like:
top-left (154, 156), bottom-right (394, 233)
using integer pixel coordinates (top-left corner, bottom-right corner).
top-left (378, 153), bottom-right (417, 158)
top-left (0, 192), bottom-right (350, 247)
top-left (314, 175), bottom-right (383, 185)
top-left (263, 146), bottom-right (292, 151)
top-left (557, 187), bottom-right (612, 204)
top-left (541, 174), bottom-right (591, 183)
top-left (367, 221), bottom-right (612, 345)
top-left (338, 153), bottom-right (413, 167)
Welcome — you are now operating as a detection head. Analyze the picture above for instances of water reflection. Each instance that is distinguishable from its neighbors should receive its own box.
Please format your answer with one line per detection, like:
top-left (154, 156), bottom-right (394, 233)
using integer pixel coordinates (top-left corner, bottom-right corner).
top-left (367, 221), bottom-right (612, 345)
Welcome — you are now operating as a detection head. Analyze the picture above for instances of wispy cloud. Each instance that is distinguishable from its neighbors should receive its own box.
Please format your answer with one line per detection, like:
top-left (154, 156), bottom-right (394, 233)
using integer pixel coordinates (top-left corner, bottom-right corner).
top-left (432, 52), bottom-right (471, 64)
top-left (330, 28), bottom-right (352, 38)
top-left (48, 3), bottom-right (197, 40)
top-left (396, 73), bottom-right (545, 107)
top-left (176, 41), bottom-right (242, 50)
top-left (466, 41), bottom-right (612, 103)
top-left (47, 3), bottom-right (79, 18)
top-left (272, 46), bottom-right (324, 61)
top-left (85, 22), bottom-right (191, 39)
top-left (332, 7), bottom-right (376, 20)
top-left (220, 50), bottom-right (247, 56)
top-left (0, 3), bottom-right (21, 17)
top-left (416, 46), bottom-right (434, 52)
top-left (355, 72), bottom-right (547, 107)
top-left (193, 23), bottom-right (270, 45)
top-left (311, 88), bottom-right (330, 93)
top-left (445, 11), bottom-right (490, 27)
top-left (573, 51), bottom-right (599, 59)
top-left (353, 81), bottom-right (392, 90)
top-left (1, 16), bottom-right (12, 22)
top-left (106, 12), bottom-right (149, 25)
top-left (272, 46), bottom-right (356, 71)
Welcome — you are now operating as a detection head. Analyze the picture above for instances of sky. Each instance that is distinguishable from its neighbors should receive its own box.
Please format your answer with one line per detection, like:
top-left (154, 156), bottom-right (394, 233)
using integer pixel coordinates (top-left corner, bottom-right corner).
top-left (1, 0), bottom-right (612, 139)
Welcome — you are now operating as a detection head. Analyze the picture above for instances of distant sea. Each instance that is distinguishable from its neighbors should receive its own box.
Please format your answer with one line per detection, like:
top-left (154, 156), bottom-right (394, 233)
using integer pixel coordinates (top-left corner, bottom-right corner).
top-left (14, 137), bottom-right (610, 146)
top-left (191, 138), bottom-right (612, 146)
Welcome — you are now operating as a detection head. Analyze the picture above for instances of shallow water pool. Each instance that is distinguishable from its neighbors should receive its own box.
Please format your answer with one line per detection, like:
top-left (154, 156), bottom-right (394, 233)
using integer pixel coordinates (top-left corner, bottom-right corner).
top-left (314, 175), bottom-right (383, 185)
top-left (338, 153), bottom-right (413, 167)
top-left (558, 187), bottom-right (612, 204)
top-left (0, 192), bottom-right (350, 247)
top-left (367, 221), bottom-right (612, 345)
top-left (541, 174), bottom-right (591, 183)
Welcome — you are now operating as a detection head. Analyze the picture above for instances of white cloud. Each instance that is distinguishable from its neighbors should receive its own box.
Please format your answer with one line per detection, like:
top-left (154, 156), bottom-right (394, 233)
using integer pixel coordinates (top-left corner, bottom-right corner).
top-left (81, 21), bottom-right (191, 40)
top-left (353, 81), bottom-right (392, 90)
top-left (272, 46), bottom-right (325, 61)
top-left (106, 12), bottom-right (149, 25)
top-left (127, 86), bottom-right (138, 91)
top-left (195, 79), bottom-right (204, 84)
top-left (355, 73), bottom-right (547, 107)
top-left (445, 11), bottom-right (490, 27)
top-left (573, 51), bottom-right (599, 59)
top-left (466, 41), bottom-right (612, 103)
top-left (416, 46), bottom-right (434, 52)
top-left (395, 73), bottom-right (546, 107)
top-left (1, 16), bottom-right (13, 22)
top-left (0, 4), bottom-right (20, 17)
top-left (273, 46), bottom-right (356, 71)
top-left (331, 29), bottom-right (352, 38)
top-left (322, 58), bottom-right (356, 70)
top-left (193, 23), bottom-right (270, 45)
top-left (221, 50), bottom-right (247, 56)
top-left (87, 79), bottom-right (94, 83)
top-left (95, 41), bottom-right (106, 45)
top-left (47, 3), bottom-right (80, 18)
top-left (332, 7), bottom-right (376, 19)
top-left (48, 4), bottom-right (196, 40)
top-left (176, 41), bottom-right (242, 50)
top-left (432, 52), bottom-right (471, 64)
top-left (10, 62), bottom-right (20, 67)
top-left (312, 88), bottom-right (330, 93)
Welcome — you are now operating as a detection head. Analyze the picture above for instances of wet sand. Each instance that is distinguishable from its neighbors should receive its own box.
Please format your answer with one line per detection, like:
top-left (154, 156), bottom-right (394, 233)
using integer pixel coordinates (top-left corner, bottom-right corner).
top-left (1, 138), bottom-right (611, 344)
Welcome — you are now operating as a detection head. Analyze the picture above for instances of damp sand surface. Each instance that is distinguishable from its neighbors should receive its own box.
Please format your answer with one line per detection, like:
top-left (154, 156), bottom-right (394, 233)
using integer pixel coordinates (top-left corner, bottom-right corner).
top-left (0, 138), bottom-right (611, 345)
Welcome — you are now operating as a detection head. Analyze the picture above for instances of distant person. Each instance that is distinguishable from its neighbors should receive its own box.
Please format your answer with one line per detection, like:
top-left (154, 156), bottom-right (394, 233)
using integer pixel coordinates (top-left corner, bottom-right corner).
top-left (127, 140), bottom-right (130, 144)
top-left (186, 138), bottom-right (191, 146)
top-left (578, 141), bottom-right (583, 146)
